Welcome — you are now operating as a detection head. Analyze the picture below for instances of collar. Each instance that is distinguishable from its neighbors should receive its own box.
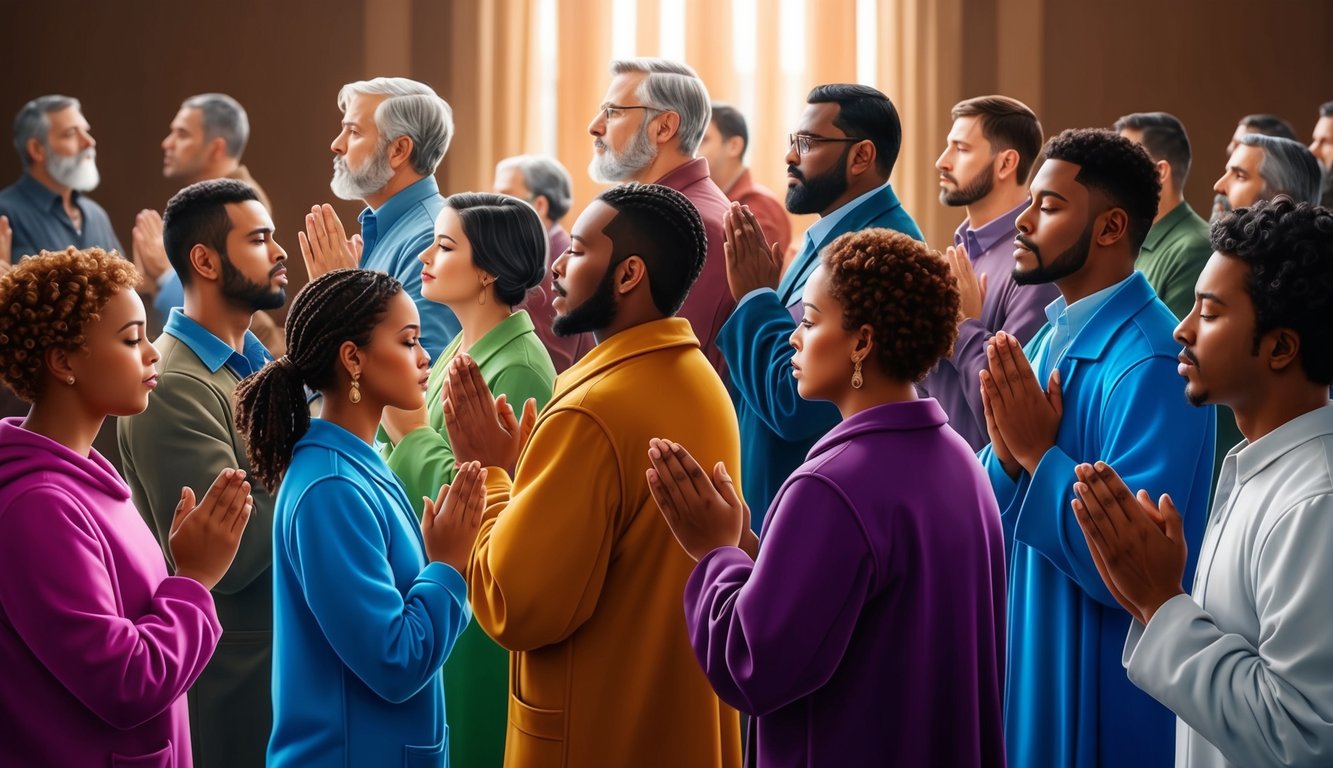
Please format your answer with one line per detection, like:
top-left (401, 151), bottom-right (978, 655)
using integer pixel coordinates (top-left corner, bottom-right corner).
top-left (655, 157), bottom-right (712, 190)
top-left (1234, 404), bottom-right (1333, 483)
top-left (298, 418), bottom-right (403, 488)
top-left (16, 172), bottom-right (81, 211)
top-left (164, 308), bottom-right (272, 376)
top-left (1043, 272), bottom-right (1157, 361)
top-left (807, 399), bottom-right (948, 461)
top-left (552, 317), bottom-right (697, 403)
top-left (1141, 200), bottom-right (1197, 252)
top-left (463, 311), bottom-right (538, 370)
top-left (806, 184), bottom-right (889, 247)
top-left (954, 198), bottom-right (1029, 255)
top-left (358, 175), bottom-right (440, 233)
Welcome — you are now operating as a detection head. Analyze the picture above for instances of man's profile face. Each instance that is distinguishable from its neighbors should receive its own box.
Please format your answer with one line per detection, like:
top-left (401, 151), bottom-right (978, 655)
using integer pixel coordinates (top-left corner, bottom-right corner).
top-left (552, 200), bottom-right (620, 336)
top-left (1310, 116), bottom-right (1333, 171)
top-left (217, 200), bottom-right (287, 312)
top-left (785, 102), bottom-right (854, 215)
top-left (1213, 144), bottom-right (1267, 212)
top-left (162, 107), bottom-right (209, 181)
top-left (39, 106), bottom-right (99, 191)
top-left (587, 71), bottom-right (660, 183)
top-left (1173, 252), bottom-right (1261, 408)
top-left (698, 120), bottom-right (729, 180)
top-left (1011, 159), bottom-right (1096, 285)
top-left (330, 91), bottom-right (394, 200)
top-left (936, 115), bottom-right (996, 207)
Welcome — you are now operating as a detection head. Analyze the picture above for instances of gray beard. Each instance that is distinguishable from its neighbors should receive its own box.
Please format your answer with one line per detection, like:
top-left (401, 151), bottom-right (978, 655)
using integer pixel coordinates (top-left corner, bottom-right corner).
top-left (331, 146), bottom-right (394, 201)
top-left (588, 124), bottom-right (657, 183)
top-left (47, 148), bottom-right (100, 192)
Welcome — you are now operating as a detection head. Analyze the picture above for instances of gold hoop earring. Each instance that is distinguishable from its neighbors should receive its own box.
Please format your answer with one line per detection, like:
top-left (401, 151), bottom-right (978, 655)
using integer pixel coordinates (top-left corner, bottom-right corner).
top-left (349, 373), bottom-right (362, 404)
top-left (851, 358), bottom-right (864, 389)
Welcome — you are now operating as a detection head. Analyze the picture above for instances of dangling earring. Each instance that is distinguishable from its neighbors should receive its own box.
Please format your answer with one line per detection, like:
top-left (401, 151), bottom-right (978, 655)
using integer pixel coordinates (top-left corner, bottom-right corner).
top-left (851, 357), bottom-right (864, 389)
top-left (349, 372), bottom-right (362, 404)
top-left (478, 277), bottom-right (491, 305)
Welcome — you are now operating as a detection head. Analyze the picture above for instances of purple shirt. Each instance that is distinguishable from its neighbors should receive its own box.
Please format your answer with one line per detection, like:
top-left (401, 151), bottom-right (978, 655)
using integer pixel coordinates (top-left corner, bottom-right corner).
top-left (684, 399), bottom-right (1007, 767)
top-left (0, 417), bottom-right (221, 767)
top-left (920, 200), bottom-right (1058, 450)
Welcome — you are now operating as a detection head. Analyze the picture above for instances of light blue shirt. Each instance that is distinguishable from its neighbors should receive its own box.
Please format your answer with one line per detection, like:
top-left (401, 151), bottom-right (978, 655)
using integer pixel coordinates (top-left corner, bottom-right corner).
top-left (163, 307), bottom-right (272, 379)
top-left (358, 176), bottom-right (460, 357)
top-left (1040, 273), bottom-right (1133, 376)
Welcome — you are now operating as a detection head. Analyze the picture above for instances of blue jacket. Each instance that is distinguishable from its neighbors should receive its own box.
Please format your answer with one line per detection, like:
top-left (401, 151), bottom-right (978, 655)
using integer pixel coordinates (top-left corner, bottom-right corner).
top-left (718, 184), bottom-right (922, 529)
top-left (980, 272), bottom-right (1215, 767)
top-left (268, 419), bottom-right (470, 768)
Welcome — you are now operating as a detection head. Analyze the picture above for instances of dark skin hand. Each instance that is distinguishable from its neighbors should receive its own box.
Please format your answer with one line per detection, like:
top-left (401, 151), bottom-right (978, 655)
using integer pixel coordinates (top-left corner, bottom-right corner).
top-left (722, 202), bottom-right (783, 301)
top-left (979, 331), bottom-right (1062, 478)
top-left (646, 438), bottom-right (759, 561)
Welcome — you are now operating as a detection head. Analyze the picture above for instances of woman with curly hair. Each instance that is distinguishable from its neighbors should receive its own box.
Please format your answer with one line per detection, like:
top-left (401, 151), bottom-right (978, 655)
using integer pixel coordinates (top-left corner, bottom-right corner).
top-left (647, 229), bottom-right (1007, 766)
top-left (234, 268), bottom-right (486, 768)
top-left (0, 247), bottom-right (254, 767)
top-left (378, 192), bottom-right (555, 768)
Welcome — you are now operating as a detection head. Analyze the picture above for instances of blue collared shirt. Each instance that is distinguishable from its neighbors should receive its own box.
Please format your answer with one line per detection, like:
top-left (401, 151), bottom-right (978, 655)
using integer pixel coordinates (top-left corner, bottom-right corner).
top-left (357, 176), bottom-right (459, 357)
top-left (1041, 273), bottom-right (1134, 375)
top-left (164, 308), bottom-right (272, 379)
top-left (0, 173), bottom-right (124, 261)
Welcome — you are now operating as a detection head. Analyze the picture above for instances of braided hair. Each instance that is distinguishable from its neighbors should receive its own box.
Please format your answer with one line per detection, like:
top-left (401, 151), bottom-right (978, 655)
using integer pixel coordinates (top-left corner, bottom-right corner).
top-left (598, 182), bottom-right (707, 316)
top-left (234, 268), bottom-right (402, 490)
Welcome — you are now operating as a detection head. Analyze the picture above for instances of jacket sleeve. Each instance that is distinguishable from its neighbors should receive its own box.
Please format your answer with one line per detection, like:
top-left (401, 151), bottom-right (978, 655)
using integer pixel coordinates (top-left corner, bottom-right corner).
top-left (717, 291), bottom-right (840, 441)
top-left (467, 407), bottom-right (622, 652)
top-left (118, 368), bottom-right (275, 596)
top-left (0, 487), bottom-right (220, 729)
top-left (1124, 495), bottom-right (1333, 767)
top-left (684, 474), bottom-right (874, 716)
top-left (1010, 356), bottom-right (1214, 607)
top-left (286, 477), bottom-right (470, 704)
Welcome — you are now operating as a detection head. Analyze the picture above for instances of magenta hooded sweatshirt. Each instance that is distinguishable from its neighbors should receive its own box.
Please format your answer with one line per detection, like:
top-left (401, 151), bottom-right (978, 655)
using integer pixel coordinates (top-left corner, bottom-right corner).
top-left (0, 416), bottom-right (221, 767)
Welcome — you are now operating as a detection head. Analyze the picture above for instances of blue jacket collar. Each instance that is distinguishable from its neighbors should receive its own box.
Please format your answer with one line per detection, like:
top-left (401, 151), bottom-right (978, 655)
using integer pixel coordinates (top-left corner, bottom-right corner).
top-left (1062, 271), bottom-right (1159, 361)
top-left (359, 175), bottom-right (440, 234)
top-left (298, 419), bottom-right (403, 491)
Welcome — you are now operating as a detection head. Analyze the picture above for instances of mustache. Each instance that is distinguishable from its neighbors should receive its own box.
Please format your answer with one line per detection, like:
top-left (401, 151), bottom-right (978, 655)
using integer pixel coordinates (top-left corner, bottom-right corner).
top-left (552, 280), bottom-right (567, 297)
top-left (1015, 233), bottom-right (1041, 257)
top-left (593, 139), bottom-right (608, 152)
top-left (787, 165), bottom-right (806, 184)
top-left (939, 172), bottom-right (957, 185)
top-left (1180, 347), bottom-right (1199, 366)
top-left (268, 261), bottom-right (287, 278)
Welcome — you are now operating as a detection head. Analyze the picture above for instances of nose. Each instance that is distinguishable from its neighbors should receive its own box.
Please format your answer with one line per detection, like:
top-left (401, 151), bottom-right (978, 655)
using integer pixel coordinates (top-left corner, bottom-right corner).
top-left (588, 111), bottom-right (605, 138)
top-left (1015, 201), bottom-right (1036, 235)
top-left (143, 339), bottom-right (160, 366)
top-left (161, 133), bottom-right (171, 151)
top-left (419, 243), bottom-right (432, 266)
top-left (784, 141), bottom-right (799, 167)
top-left (1212, 173), bottom-right (1227, 195)
top-left (330, 130), bottom-right (346, 155)
top-left (271, 238), bottom-right (288, 261)
top-left (1173, 311), bottom-right (1195, 346)
top-left (552, 249), bottom-right (569, 277)
top-left (789, 325), bottom-right (802, 350)
top-left (935, 147), bottom-right (950, 171)
top-left (82, 131), bottom-right (95, 150)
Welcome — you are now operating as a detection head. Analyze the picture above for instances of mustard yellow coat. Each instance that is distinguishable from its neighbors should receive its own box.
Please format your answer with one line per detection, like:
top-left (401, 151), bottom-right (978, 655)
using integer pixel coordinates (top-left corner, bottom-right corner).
top-left (468, 318), bottom-right (743, 768)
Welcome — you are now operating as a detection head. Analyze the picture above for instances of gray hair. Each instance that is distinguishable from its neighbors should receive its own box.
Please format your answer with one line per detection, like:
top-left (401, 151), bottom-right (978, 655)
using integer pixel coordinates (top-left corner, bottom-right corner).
top-left (12, 94), bottom-right (80, 170)
top-left (182, 93), bottom-right (250, 158)
top-left (1241, 133), bottom-right (1322, 205)
top-left (496, 154), bottom-right (574, 222)
top-left (337, 77), bottom-right (453, 175)
top-left (609, 58), bottom-right (710, 155)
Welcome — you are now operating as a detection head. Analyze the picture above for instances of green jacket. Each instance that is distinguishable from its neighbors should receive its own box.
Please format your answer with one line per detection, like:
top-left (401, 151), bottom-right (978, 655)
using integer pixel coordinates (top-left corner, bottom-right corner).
top-left (1137, 200), bottom-right (1213, 320)
top-left (117, 330), bottom-right (274, 768)
top-left (384, 309), bottom-right (555, 768)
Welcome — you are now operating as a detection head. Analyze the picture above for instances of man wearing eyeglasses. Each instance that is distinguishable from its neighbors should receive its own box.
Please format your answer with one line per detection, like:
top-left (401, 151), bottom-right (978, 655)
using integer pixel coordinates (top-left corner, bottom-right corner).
top-left (718, 83), bottom-right (923, 531)
top-left (586, 57), bottom-right (735, 377)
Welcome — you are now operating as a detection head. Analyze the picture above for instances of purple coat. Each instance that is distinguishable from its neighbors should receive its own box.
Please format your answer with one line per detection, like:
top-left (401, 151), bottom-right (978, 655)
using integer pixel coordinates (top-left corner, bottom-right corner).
top-left (684, 399), bottom-right (1007, 767)
top-left (0, 417), bottom-right (221, 767)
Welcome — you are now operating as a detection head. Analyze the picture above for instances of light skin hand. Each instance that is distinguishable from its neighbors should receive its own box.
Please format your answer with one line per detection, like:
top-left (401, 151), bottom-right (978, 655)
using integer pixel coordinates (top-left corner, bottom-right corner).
top-left (946, 243), bottom-right (988, 322)
top-left (421, 461), bottom-right (488, 573)
top-left (645, 438), bottom-right (752, 561)
top-left (722, 202), bottom-right (783, 301)
top-left (442, 354), bottom-right (536, 472)
top-left (0, 214), bottom-right (12, 274)
top-left (298, 204), bottom-right (362, 278)
top-left (1071, 461), bottom-right (1187, 624)
top-left (981, 332), bottom-right (1062, 475)
top-left (169, 468), bottom-right (254, 590)
top-left (381, 402), bottom-right (430, 445)
top-left (130, 209), bottom-right (170, 286)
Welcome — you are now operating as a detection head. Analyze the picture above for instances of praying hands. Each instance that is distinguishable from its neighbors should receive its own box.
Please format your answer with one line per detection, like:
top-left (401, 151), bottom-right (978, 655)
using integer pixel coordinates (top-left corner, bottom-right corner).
top-left (979, 331), bottom-right (1063, 478)
top-left (646, 438), bottom-right (758, 561)
top-left (442, 354), bottom-right (537, 473)
top-left (722, 202), bottom-right (783, 301)
top-left (298, 203), bottom-right (363, 278)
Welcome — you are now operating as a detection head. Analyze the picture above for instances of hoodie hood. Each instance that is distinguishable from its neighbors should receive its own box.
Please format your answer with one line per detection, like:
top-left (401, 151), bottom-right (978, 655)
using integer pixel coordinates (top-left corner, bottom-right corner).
top-left (0, 417), bottom-right (130, 503)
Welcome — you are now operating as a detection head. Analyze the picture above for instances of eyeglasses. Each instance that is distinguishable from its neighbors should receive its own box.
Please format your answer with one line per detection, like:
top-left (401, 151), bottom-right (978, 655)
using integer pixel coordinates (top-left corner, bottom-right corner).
top-left (788, 133), bottom-right (865, 156)
top-left (598, 102), bottom-right (666, 122)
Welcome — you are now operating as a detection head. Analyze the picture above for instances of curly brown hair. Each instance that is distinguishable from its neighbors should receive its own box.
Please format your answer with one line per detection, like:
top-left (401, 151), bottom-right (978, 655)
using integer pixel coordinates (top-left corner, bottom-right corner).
top-left (821, 229), bottom-right (960, 382)
top-left (0, 247), bottom-right (139, 402)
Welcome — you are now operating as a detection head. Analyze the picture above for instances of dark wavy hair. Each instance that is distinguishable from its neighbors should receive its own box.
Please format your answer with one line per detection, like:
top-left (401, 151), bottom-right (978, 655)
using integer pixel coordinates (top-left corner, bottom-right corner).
top-left (1042, 128), bottom-right (1161, 253)
top-left (1211, 197), bottom-right (1333, 384)
top-left (446, 192), bottom-right (548, 306)
top-left (234, 269), bottom-right (402, 490)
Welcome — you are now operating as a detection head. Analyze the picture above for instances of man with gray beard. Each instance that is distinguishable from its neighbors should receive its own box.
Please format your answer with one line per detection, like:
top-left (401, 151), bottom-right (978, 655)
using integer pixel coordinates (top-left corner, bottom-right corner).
top-left (584, 58), bottom-right (734, 374)
top-left (299, 77), bottom-right (459, 356)
top-left (0, 95), bottom-right (123, 265)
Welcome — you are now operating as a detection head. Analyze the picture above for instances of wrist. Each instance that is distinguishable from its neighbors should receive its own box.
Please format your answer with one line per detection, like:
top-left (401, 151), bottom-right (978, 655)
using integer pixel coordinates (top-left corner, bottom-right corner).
top-left (1138, 588), bottom-right (1185, 624)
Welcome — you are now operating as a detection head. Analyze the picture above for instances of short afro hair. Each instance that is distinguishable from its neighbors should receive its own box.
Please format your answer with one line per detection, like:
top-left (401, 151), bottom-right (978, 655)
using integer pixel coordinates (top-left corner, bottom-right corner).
top-left (162, 178), bottom-right (259, 287)
top-left (597, 182), bottom-right (707, 316)
top-left (0, 247), bottom-right (140, 402)
top-left (1040, 128), bottom-right (1161, 253)
top-left (1210, 196), bottom-right (1333, 385)
top-left (821, 228), bottom-right (959, 382)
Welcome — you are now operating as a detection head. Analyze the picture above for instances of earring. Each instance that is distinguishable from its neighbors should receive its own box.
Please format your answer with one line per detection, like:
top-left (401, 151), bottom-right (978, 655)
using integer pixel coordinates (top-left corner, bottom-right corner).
top-left (478, 278), bottom-right (492, 305)
top-left (66, 376), bottom-right (76, 386)
top-left (851, 357), bottom-right (864, 389)
top-left (349, 373), bottom-right (362, 404)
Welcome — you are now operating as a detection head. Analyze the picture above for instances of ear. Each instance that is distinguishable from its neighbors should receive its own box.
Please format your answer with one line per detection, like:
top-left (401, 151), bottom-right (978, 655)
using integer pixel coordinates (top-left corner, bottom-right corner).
top-left (614, 255), bottom-right (648, 295)
top-left (852, 324), bottom-right (875, 361)
top-left (44, 346), bottom-right (77, 387)
top-left (1266, 328), bottom-right (1302, 373)
top-left (994, 149), bottom-right (1021, 183)
top-left (337, 339), bottom-right (364, 379)
top-left (26, 137), bottom-right (45, 167)
top-left (724, 135), bottom-right (745, 161)
top-left (386, 135), bottom-right (415, 171)
top-left (206, 137), bottom-right (229, 165)
top-left (847, 140), bottom-right (877, 178)
top-left (1155, 159), bottom-right (1172, 187)
top-left (531, 194), bottom-right (551, 220)
top-left (188, 243), bottom-right (223, 283)
top-left (1094, 207), bottom-right (1130, 248)
top-left (652, 111), bottom-right (682, 148)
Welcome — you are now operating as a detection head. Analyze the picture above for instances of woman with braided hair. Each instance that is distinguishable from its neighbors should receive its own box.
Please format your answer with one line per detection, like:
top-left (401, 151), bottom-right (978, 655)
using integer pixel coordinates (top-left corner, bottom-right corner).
top-left (647, 229), bottom-right (1007, 766)
top-left (234, 267), bottom-right (485, 768)
top-left (0, 247), bottom-right (254, 767)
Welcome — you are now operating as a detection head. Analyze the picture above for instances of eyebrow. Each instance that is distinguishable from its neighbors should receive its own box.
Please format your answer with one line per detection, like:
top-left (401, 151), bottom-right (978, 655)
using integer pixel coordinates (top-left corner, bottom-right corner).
top-left (1196, 291), bottom-right (1228, 306)
top-left (436, 234), bottom-right (457, 244)
top-left (802, 301), bottom-right (821, 313)
top-left (245, 226), bottom-right (274, 237)
top-left (1033, 190), bottom-right (1069, 202)
top-left (399, 323), bottom-right (421, 333)
top-left (1227, 164), bottom-right (1248, 175)
top-left (570, 235), bottom-right (586, 246)
top-left (118, 320), bottom-right (145, 332)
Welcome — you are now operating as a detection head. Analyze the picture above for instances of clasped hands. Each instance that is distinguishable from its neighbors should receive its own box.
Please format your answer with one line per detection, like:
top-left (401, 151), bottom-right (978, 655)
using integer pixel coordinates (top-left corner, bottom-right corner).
top-left (722, 202), bottom-right (783, 301)
top-left (299, 204), bottom-right (363, 278)
top-left (441, 354), bottom-right (537, 475)
top-left (979, 331), bottom-right (1062, 479)
top-left (646, 439), bottom-right (759, 561)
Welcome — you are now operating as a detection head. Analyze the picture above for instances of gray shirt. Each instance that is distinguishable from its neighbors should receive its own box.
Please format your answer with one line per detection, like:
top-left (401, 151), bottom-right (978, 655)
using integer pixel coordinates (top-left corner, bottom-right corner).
top-left (0, 172), bottom-right (123, 261)
top-left (1123, 404), bottom-right (1333, 767)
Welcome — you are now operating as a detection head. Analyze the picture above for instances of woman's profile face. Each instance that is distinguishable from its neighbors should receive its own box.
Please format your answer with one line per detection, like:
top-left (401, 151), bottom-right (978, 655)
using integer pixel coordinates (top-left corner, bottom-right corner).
top-left (356, 290), bottom-right (431, 412)
top-left (66, 288), bottom-right (159, 417)
top-left (419, 206), bottom-right (491, 309)
top-left (788, 265), bottom-right (857, 403)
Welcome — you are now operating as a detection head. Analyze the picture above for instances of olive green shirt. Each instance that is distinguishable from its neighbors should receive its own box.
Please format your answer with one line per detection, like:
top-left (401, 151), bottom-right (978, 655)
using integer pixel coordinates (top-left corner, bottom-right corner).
top-left (1136, 200), bottom-right (1213, 320)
